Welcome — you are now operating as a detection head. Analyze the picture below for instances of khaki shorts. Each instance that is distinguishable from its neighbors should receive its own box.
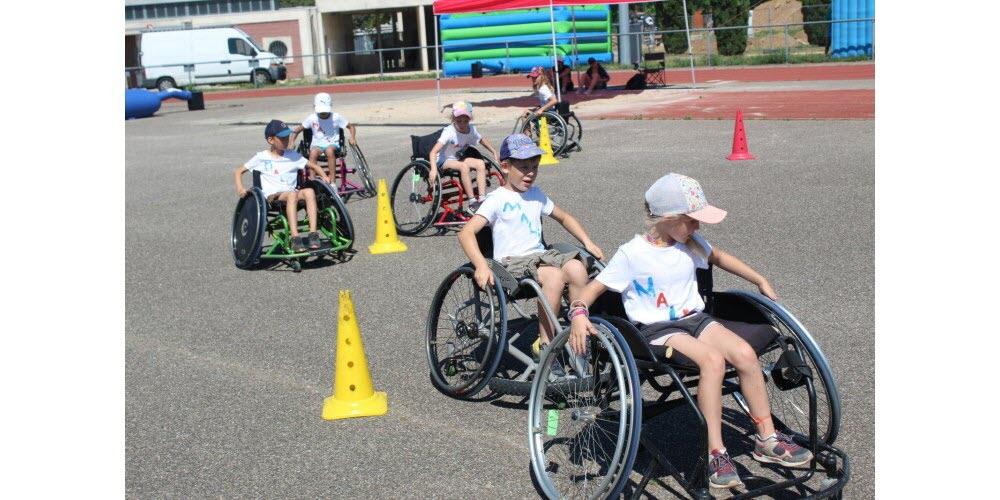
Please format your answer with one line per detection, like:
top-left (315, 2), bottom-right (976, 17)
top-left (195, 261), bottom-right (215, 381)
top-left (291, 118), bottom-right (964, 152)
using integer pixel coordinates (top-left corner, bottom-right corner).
top-left (501, 249), bottom-right (581, 281)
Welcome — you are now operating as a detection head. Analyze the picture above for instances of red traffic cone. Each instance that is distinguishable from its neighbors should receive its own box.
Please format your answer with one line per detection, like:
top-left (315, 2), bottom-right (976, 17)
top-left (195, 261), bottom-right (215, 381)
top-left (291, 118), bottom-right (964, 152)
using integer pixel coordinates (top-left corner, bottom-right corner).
top-left (726, 110), bottom-right (756, 161)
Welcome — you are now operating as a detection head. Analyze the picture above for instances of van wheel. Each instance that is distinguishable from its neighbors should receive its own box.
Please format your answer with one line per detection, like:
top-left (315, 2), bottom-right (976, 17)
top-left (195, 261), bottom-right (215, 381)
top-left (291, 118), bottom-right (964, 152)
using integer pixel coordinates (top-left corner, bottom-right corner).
top-left (253, 70), bottom-right (271, 86)
top-left (156, 77), bottom-right (177, 91)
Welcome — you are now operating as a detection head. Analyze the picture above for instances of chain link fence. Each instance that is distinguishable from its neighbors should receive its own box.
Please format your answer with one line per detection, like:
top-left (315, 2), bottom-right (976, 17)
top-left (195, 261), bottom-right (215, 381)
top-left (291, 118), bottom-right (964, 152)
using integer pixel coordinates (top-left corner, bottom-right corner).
top-left (125, 17), bottom-right (872, 90)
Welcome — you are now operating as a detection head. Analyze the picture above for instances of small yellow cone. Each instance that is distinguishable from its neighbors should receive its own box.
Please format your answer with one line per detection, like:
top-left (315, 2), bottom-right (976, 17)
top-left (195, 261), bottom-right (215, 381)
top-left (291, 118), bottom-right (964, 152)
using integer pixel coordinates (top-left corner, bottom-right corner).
top-left (538, 116), bottom-right (560, 166)
top-left (368, 178), bottom-right (408, 254)
top-left (323, 290), bottom-right (388, 420)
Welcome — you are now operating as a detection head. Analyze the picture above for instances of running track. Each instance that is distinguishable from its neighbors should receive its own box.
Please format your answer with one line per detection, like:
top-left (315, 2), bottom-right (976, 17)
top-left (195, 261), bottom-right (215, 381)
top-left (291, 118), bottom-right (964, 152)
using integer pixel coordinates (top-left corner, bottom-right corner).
top-left (205, 63), bottom-right (874, 120)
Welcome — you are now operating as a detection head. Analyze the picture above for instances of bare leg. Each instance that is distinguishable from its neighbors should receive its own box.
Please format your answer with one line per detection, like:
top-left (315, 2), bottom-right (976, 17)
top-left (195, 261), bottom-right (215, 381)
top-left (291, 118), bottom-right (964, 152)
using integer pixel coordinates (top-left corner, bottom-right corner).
top-left (467, 158), bottom-right (487, 198)
top-left (300, 188), bottom-right (318, 233)
top-left (698, 323), bottom-right (776, 437)
top-left (665, 334), bottom-right (728, 451)
top-left (326, 146), bottom-right (337, 181)
top-left (561, 259), bottom-right (588, 303)
top-left (309, 148), bottom-right (321, 179)
top-left (443, 159), bottom-right (474, 208)
top-left (535, 266), bottom-right (566, 345)
top-left (278, 191), bottom-right (300, 237)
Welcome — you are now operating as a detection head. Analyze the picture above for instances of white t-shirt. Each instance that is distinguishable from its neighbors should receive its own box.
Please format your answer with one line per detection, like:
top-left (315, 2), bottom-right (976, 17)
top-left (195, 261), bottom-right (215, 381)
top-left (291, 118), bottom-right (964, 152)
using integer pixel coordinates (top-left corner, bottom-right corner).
top-left (474, 186), bottom-right (554, 262)
top-left (244, 149), bottom-right (307, 197)
top-left (537, 84), bottom-right (554, 106)
top-left (302, 113), bottom-right (349, 145)
top-left (436, 123), bottom-right (482, 161)
top-left (596, 234), bottom-right (714, 325)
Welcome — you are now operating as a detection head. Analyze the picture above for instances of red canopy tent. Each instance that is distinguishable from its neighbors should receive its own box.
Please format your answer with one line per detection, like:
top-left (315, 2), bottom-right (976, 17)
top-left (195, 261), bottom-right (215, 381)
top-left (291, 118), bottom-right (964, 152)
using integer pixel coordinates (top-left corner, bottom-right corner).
top-left (429, 0), bottom-right (697, 105)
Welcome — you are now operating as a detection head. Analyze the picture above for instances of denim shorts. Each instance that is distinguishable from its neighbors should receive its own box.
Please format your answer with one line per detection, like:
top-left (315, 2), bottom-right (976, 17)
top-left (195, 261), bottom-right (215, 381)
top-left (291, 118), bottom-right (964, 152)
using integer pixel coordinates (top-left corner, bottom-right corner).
top-left (311, 141), bottom-right (338, 151)
top-left (638, 312), bottom-right (718, 345)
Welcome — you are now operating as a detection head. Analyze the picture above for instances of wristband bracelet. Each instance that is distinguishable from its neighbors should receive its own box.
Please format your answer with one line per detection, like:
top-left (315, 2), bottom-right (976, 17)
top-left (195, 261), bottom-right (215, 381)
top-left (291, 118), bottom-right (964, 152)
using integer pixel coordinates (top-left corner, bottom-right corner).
top-left (567, 308), bottom-right (588, 321)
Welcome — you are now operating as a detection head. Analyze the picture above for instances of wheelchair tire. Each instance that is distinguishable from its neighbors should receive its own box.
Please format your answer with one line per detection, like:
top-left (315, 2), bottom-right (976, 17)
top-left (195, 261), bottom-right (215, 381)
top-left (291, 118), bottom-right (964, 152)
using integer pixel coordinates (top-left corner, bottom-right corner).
top-left (349, 142), bottom-right (377, 197)
top-left (310, 179), bottom-right (354, 253)
top-left (232, 188), bottom-right (267, 270)
top-left (426, 265), bottom-right (507, 399)
top-left (528, 318), bottom-right (641, 500)
top-left (564, 113), bottom-right (583, 152)
top-left (726, 290), bottom-right (843, 446)
top-left (518, 111), bottom-right (569, 157)
top-left (390, 160), bottom-right (440, 236)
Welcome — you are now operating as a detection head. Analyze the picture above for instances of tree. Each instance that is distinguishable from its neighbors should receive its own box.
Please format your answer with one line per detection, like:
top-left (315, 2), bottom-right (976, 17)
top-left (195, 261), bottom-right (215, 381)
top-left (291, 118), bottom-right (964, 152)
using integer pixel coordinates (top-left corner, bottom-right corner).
top-left (278, 0), bottom-right (314, 7)
top-left (652, 0), bottom-right (711, 54)
top-left (712, 0), bottom-right (750, 56)
top-left (801, 0), bottom-right (831, 53)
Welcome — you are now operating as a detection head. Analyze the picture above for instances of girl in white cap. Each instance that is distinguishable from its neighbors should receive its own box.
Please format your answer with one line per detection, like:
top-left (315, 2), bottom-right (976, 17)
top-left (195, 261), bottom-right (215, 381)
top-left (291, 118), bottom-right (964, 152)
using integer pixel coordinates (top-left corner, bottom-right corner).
top-left (565, 173), bottom-right (812, 490)
top-left (289, 92), bottom-right (357, 175)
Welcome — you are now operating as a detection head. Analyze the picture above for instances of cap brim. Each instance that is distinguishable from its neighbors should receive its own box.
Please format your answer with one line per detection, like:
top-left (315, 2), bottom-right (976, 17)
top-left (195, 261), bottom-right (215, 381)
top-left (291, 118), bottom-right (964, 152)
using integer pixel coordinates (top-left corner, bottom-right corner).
top-left (453, 110), bottom-right (472, 118)
top-left (687, 205), bottom-right (727, 224)
top-left (274, 129), bottom-right (293, 138)
top-left (507, 146), bottom-right (546, 160)
top-left (315, 106), bottom-right (332, 113)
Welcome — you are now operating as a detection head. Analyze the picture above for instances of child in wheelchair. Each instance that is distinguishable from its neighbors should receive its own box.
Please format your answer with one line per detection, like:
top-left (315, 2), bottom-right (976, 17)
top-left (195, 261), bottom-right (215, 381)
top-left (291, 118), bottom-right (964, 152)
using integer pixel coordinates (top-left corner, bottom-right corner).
top-left (428, 101), bottom-right (499, 212)
top-left (524, 66), bottom-right (558, 122)
top-left (233, 119), bottom-right (331, 253)
top-left (458, 133), bottom-right (604, 364)
top-left (567, 173), bottom-right (812, 489)
top-left (288, 92), bottom-right (357, 174)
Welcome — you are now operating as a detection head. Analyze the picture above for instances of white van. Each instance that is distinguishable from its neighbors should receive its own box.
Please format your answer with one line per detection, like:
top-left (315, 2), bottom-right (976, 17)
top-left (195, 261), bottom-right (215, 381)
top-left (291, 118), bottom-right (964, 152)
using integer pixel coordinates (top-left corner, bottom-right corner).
top-left (138, 27), bottom-right (286, 90)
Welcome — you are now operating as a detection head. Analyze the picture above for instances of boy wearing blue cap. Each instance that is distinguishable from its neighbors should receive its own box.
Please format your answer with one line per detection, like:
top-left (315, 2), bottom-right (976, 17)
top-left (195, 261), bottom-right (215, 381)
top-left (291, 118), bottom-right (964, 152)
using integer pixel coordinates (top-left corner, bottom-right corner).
top-left (233, 119), bottom-right (331, 253)
top-left (458, 133), bottom-right (604, 353)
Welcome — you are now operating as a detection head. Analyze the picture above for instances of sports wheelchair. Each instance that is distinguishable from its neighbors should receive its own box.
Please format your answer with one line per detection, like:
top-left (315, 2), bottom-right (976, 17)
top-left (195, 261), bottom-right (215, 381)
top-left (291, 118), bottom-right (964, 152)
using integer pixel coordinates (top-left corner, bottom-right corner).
top-left (231, 170), bottom-right (354, 272)
top-left (425, 227), bottom-right (604, 399)
top-left (525, 267), bottom-right (850, 499)
top-left (295, 128), bottom-right (376, 200)
top-left (389, 129), bottom-right (504, 236)
top-left (512, 101), bottom-right (583, 157)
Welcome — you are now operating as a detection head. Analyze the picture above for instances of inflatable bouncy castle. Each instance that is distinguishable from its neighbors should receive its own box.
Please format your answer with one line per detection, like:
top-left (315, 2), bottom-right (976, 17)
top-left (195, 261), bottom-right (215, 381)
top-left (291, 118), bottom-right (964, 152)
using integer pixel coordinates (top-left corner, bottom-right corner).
top-left (441, 5), bottom-right (612, 77)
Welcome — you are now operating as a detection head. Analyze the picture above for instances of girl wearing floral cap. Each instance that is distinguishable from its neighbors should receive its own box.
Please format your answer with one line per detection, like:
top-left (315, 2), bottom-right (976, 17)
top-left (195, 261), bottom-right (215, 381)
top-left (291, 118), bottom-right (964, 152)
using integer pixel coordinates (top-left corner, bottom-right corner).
top-left (524, 66), bottom-right (558, 120)
top-left (567, 173), bottom-right (812, 490)
top-left (428, 100), bottom-right (499, 212)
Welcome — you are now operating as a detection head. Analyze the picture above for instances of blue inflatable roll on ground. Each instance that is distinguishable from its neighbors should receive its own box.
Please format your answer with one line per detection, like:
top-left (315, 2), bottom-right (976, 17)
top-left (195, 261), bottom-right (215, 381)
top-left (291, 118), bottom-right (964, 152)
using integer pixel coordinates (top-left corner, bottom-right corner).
top-left (125, 88), bottom-right (193, 119)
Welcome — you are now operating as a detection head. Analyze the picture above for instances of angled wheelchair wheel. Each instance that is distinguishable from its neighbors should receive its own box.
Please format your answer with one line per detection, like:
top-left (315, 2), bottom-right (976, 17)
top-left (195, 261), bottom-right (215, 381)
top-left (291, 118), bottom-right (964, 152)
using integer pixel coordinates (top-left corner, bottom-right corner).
top-left (390, 160), bottom-right (440, 236)
top-left (310, 179), bottom-right (354, 253)
top-left (564, 113), bottom-right (583, 151)
top-left (232, 188), bottom-right (267, 269)
top-left (727, 291), bottom-right (843, 446)
top-left (528, 318), bottom-right (641, 500)
top-left (519, 111), bottom-right (569, 157)
top-left (348, 142), bottom-right (377, 197)
top-left (426, 266), bottom-right (507, 399)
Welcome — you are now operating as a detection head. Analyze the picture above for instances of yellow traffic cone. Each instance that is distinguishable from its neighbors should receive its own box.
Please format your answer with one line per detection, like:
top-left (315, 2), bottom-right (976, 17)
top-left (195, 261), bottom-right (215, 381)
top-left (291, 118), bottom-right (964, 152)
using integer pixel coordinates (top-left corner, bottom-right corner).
top-left (537, 116), bottom-right (560, 166)
top-left (323, 290), bottom-right (388, 421)
top-left (368, 178), bottom-right (408, 254)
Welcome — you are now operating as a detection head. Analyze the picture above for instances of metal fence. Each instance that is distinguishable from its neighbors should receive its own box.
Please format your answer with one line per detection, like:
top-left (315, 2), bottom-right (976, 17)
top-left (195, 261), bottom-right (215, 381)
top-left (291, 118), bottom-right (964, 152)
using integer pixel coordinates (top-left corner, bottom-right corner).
top-left (124, 18), bottom-right (873, 90)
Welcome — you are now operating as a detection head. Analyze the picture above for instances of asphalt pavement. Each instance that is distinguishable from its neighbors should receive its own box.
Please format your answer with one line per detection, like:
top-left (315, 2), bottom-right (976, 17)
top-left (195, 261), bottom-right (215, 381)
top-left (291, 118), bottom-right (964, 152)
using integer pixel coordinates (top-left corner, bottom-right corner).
top-left (126, 92), bottom-right (874, 498)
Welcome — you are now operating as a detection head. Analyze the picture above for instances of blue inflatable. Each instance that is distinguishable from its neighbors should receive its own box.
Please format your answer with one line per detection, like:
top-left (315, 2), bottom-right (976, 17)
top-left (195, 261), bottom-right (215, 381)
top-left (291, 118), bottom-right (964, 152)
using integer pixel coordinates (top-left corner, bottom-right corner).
top-left (442, 52), bottom-right (612, 76)
top-left (125, 88), bottom-right (194, 120)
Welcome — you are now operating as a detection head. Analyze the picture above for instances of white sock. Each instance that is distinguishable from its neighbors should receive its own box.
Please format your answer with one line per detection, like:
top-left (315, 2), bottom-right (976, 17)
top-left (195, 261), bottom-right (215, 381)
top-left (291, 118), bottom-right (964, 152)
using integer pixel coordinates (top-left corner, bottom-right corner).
top-left (757, 432), bottom-right (776, 441)
top-left (710, 447), bottom-right (727, 459)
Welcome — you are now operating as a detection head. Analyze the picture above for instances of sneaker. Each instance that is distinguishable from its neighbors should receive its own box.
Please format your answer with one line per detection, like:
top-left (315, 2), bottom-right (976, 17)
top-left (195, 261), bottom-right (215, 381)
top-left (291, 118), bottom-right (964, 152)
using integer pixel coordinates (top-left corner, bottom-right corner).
top-left (708, 449), bottom-right (742, 489)
top-left (753, 431), bottom-right (813, 467)
top-left (584, 89), bottom-right (592, 95)
top-left (469, 197), bottom-right (484, 212)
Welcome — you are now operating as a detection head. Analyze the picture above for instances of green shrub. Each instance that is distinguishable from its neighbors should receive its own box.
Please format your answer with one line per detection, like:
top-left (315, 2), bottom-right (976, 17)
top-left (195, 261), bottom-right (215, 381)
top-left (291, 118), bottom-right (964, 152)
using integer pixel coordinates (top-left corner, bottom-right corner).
top-left (713, 0), bottom-right (750, 56)
top-left (653, 1), bottom-right (691, 54)
top-left (801, 0), bottom-right (831, 52)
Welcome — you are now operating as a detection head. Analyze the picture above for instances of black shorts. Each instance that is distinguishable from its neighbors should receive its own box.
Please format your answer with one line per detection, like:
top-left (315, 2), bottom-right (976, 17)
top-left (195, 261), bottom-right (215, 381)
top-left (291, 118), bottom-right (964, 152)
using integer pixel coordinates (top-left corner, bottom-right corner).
top-left (638, 312), bottom-right (718, 345)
